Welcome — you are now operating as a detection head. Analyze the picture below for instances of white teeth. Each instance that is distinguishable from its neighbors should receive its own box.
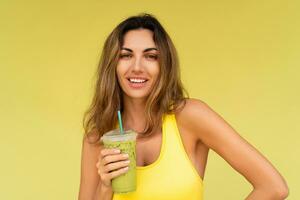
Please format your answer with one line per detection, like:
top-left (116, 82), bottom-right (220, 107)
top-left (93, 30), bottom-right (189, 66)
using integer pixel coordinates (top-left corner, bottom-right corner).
top-left (129, 78), bottom-right (146, 83)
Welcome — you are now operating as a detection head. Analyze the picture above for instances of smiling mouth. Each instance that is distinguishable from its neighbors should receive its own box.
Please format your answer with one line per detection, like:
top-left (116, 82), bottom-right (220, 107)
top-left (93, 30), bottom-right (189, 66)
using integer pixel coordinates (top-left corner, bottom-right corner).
top-left (127, 78), bottom-right (148, 83)
top-left (126, 78), bottom-right (149, 89)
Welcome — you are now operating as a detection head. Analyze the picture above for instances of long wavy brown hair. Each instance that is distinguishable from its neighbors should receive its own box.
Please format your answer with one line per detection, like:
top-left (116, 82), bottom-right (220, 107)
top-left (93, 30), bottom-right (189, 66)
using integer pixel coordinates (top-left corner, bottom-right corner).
top-left (83, 13), bottom-right (189, 144)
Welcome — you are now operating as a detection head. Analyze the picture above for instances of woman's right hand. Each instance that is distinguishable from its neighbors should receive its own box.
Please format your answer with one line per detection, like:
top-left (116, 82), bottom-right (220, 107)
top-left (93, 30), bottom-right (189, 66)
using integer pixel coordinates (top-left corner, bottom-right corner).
top-left (96, 148), bottom-right (130, 188)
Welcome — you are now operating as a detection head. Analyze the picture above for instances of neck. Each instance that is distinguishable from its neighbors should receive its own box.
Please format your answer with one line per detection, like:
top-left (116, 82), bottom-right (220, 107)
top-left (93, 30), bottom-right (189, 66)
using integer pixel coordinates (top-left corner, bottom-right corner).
top-left (122, 96), bottom-right (147, 133)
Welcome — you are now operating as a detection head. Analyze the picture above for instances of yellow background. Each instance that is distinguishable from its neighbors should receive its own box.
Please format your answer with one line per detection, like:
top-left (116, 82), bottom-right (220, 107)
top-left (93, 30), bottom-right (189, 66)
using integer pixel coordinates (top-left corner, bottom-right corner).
top-left (0, 0), bottom-right (299, 199)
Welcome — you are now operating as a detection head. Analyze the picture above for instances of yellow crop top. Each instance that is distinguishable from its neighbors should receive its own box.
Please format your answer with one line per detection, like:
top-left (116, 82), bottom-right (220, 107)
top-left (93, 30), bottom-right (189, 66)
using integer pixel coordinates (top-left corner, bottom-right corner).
top-left (113, 113), bottom-right (204, 200)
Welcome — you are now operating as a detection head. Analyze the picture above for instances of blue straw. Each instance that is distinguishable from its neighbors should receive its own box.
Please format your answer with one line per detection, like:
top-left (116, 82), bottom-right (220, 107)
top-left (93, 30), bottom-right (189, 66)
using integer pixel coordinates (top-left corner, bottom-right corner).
top-left (117, 110), bottom-right (124, 134)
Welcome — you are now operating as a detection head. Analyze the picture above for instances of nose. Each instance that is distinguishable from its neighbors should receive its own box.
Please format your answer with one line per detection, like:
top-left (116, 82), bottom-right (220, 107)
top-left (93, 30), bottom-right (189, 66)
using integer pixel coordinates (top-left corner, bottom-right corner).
top-left (131, 55), bottom-right (143, 73)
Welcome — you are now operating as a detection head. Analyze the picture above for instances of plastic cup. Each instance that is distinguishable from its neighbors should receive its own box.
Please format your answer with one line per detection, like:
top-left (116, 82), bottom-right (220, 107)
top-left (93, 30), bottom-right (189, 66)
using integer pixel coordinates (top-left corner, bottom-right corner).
top-left (100, 129), bottom-right (137, 193)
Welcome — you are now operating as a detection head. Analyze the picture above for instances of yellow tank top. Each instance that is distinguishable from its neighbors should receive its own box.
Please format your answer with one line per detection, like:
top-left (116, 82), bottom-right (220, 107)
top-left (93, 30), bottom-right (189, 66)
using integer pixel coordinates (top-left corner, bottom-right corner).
top-left (113, 113), bottom-right (204, 200)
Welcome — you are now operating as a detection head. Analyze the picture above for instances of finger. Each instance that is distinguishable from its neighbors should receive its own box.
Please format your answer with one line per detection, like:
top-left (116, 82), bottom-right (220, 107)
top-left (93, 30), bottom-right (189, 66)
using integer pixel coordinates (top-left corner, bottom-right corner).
top-left (109, 166), bottom-right (129, 179)
top-left (103, 160), bottom-right (130, 173)
top-left (102, 153), bottom-right (129, 166)
top-left (100, 148), bottom-right (121, 158)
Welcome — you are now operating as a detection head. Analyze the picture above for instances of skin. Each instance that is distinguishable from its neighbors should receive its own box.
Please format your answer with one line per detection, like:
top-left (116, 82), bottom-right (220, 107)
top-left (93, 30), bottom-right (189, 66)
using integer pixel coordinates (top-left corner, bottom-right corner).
top-left (78, 29), bottom-right (289, 199)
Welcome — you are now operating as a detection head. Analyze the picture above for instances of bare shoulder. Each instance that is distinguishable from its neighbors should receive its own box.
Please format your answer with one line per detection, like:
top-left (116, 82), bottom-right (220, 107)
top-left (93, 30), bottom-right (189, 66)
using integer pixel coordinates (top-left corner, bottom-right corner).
top-left (83, 130), bottom-right (102, 147)
top-left (176, 98), bottom-right (209, 116)
top-left (176, 97), bottom-right (244, 150)
top-left (175, 98), bottom-right (214, 141)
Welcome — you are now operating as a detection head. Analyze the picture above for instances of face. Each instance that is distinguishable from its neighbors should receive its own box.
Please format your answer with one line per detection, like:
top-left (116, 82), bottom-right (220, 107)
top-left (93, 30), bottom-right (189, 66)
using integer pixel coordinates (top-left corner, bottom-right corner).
top-left (116, 29), bottom-right (160, 101)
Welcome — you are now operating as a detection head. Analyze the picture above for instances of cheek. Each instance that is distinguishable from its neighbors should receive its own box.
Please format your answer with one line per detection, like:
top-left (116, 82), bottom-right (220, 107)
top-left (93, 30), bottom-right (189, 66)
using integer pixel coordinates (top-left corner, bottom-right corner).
top-left (149, 63), bottom-right (160, 79)
top-left (116, 59), bottom-right (131, 73)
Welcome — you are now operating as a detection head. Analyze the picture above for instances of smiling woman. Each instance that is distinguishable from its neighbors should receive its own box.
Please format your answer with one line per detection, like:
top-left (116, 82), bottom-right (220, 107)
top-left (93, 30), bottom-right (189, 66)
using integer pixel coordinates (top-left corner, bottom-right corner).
top-left (78, 13), bottom-right (289, 200)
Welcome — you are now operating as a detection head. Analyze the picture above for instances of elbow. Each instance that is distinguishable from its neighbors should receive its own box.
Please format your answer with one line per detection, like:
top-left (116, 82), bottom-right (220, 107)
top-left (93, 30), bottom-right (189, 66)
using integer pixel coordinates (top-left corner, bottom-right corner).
top-left (275, 185), bottom-right (289, 199)
top-left (254, 180), bottom-right (289, 199)
top-left (268, 182), bottom-right (289, 200)
top-left (276, 178), bottom-right (289, 199)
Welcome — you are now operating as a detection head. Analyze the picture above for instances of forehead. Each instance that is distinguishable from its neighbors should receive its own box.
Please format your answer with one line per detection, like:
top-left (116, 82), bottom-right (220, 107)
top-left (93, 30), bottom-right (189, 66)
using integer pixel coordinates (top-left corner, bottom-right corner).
top-left (122, 29), bottom-right (156, 49)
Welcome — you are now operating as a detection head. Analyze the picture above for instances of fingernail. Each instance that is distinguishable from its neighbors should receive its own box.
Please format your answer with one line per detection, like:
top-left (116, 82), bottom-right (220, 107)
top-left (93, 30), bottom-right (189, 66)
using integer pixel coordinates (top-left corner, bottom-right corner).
top-left (114, 149), bottom-right (120, 153)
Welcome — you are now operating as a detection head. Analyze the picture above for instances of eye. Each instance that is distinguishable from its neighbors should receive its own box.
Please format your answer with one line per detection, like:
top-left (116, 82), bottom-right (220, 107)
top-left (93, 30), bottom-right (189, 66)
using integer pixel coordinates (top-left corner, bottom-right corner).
top-left (145, 54), bottom-right (158, 60)
top-left (120, 54), bottom-right (132, 59)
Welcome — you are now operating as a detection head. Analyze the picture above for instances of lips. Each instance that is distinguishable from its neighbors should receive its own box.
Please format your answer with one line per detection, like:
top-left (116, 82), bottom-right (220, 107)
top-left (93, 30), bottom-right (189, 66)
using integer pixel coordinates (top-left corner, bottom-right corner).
top-left (126, 77), bottom-right (148, 89)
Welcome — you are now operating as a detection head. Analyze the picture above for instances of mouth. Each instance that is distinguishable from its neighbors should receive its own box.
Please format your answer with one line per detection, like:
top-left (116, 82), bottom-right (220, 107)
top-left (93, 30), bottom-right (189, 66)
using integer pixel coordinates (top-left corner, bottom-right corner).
top-left (126, 77), bottom-right (149, 89)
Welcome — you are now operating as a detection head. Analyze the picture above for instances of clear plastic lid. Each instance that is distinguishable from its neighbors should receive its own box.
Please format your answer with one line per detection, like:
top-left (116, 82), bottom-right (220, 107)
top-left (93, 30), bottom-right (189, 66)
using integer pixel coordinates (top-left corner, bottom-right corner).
top-left (101, 129), bottom-right (137, 142)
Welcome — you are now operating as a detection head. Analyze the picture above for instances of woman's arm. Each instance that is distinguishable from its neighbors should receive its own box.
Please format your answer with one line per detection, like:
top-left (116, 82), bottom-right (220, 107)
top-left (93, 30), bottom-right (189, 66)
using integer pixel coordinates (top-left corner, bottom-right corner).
top-left (78, 133), bottom-right (113, 200)
top-left (182, 99), bottom-right (289, 199)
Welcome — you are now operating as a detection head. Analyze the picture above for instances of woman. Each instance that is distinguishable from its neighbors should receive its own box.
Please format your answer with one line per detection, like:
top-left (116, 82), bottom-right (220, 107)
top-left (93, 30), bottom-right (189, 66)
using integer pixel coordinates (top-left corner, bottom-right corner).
top-left (78, 14), bottom-right (289, 200)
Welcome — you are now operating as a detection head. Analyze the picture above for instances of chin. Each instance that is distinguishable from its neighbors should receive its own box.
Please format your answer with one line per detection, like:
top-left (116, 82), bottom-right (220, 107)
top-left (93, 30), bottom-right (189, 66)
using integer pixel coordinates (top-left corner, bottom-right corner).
top-left (124, 92), bottom-right (150, 100)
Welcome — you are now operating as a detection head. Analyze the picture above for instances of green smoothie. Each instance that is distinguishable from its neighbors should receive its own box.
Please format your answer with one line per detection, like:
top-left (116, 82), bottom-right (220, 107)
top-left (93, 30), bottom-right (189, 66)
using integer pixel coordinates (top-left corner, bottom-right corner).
top-left (101, 129), bottom-right (137, 193)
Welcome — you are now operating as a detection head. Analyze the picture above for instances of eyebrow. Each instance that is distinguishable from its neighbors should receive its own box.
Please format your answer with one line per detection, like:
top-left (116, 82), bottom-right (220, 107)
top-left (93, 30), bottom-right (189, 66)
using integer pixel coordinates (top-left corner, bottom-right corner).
top-left (121, 47), bottom-right (158, 53)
